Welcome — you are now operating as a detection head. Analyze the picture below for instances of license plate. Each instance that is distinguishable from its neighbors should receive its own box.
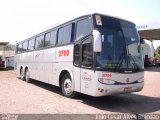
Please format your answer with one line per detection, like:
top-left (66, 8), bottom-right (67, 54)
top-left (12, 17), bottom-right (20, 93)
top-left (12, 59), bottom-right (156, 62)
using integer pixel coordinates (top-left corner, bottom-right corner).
top-left (124, 87), bottom-right (132, 92)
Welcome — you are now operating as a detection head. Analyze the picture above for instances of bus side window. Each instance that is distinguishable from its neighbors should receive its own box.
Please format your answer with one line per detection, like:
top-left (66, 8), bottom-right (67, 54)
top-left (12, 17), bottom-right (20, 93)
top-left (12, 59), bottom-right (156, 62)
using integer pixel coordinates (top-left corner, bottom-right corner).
top-left (45, 30), bottom-right (57, 47)
top-left (62, 24), bottom-right (72, 44)
top-left (57, 28), bottom-right (63, 45)
top-left (45, 32), bottom-right (51, 47)
top-left (17, 43), bottom-right (22, 53)
top-left (28, 38), bottom-right (35, 50)
top-left (57, 24), bottom-right (73, 45)
top-left (22, 40), bottom-right (28, 52)
top-left (74, 43), bottom-right (80, 66)
top-left (16, 44), bottom-right (19, 54)
top-left (35, 36), bottom-right (40, 49)
top-left (50, 30), bottom-right (57, 46)
top-left (35, 35), bottom-right (44, 49)
top-left (76, 18), bottom-right (92, 40)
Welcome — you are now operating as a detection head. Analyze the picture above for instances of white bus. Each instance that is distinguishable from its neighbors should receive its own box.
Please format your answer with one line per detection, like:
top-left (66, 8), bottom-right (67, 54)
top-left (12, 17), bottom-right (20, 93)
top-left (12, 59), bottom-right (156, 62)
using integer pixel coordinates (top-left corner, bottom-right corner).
top-left (141, 39), bottom-right (155, 66)
top-left (15, 13), bottom-right (144, 98)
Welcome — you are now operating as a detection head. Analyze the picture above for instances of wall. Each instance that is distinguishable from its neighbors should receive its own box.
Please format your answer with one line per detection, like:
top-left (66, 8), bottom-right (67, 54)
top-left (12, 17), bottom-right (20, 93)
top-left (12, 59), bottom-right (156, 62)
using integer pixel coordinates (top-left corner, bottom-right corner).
top-left (5, 56), bottom-right (14, 68)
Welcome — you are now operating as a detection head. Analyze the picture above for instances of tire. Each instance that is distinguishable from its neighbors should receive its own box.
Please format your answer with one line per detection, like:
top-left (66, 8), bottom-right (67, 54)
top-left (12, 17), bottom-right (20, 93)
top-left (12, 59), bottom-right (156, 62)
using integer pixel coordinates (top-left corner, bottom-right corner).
top-left (20, 68), bottom-right (25, 80)
top-left (61, 73), bottom-right (76, 98)
top-left (25, 69), bottom-right (32, 83)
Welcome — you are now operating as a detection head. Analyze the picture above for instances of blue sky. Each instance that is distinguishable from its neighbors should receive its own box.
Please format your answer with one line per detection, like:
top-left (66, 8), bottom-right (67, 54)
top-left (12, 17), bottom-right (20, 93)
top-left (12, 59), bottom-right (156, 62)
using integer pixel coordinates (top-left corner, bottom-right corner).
top-left (0, 0), bottom-right (160, 47)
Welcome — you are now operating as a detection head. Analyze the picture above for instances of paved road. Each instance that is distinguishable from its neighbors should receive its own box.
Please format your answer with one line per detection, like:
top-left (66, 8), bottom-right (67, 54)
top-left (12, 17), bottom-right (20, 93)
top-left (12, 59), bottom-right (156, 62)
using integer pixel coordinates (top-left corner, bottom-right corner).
top-left (0, 70), bottom-right (160, 115)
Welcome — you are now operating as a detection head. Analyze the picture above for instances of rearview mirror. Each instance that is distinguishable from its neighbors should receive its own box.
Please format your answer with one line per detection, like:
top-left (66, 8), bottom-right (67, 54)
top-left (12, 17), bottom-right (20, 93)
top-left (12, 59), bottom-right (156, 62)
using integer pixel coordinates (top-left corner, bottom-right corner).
top-left (93, 30), bottom-right (102, 52)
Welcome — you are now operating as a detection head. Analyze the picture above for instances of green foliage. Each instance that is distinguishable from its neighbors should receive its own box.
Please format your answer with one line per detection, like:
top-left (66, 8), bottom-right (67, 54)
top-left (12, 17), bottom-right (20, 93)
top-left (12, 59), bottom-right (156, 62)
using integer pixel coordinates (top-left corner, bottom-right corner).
top-left (155, 46), bottom-right (160, 59)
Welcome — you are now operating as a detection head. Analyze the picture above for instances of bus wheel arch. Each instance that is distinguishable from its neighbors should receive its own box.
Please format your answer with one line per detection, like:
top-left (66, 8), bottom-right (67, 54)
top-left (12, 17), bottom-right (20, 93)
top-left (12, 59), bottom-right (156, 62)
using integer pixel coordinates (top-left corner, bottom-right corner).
top-left (59, 70), bottom-right (67, 87)
top-left (59, 70), bottom-right (76, 98)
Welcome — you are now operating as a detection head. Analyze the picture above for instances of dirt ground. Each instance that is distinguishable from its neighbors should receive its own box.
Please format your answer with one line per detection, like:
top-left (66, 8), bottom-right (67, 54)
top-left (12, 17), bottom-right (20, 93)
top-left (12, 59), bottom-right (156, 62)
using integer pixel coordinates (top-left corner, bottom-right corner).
top-left (0, 68), bottom-right (160, 115)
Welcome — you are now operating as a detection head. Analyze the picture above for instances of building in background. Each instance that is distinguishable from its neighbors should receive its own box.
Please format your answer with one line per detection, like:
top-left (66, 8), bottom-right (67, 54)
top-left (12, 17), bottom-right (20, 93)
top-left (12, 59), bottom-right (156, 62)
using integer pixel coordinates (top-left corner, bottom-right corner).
top-left (5, 56), bottom-right (15, 68)
top-left (137, 21), bottom-right (160, 66)
top-left (0, 42), bottom-right (15, 69)
top-left (141, 39), bottom-right (155, 66)
top-left (0, 42), bottom-right (9, 69)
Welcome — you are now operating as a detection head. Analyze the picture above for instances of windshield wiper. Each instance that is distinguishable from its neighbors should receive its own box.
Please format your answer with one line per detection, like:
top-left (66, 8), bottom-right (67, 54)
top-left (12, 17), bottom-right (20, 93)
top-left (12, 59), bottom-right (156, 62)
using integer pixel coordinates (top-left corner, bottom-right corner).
top-left (114, 46), bottom-right (127, 70)
top-left (128, 54), bottom-right (139, 69)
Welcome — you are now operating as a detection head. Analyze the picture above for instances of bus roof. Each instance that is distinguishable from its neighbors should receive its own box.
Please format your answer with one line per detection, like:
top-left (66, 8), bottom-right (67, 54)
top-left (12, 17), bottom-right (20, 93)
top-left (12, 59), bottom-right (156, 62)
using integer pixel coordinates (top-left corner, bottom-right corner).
top-left (17, 13), bottom-right (135, 44)
top-left (46, 13), bottom-right (135, 30)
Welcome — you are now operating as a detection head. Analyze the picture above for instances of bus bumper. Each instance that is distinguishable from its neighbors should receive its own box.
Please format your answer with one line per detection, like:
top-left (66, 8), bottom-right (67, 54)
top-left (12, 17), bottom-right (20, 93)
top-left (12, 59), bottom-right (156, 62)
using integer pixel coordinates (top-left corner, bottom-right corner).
top-left (94, 82), bottom-right (144, 97)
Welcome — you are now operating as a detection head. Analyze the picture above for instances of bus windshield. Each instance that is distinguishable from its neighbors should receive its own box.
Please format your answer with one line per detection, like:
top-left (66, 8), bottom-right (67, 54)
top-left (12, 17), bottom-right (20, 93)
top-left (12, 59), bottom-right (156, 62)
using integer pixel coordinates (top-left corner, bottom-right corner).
top-left (94, 15), bottom-right (143, 73)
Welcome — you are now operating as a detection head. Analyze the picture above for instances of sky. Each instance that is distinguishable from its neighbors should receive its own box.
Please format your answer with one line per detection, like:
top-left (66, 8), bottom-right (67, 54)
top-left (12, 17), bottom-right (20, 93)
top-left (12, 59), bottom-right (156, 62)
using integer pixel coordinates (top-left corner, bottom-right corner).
top-left (0, 0), bottom-right (160, 48)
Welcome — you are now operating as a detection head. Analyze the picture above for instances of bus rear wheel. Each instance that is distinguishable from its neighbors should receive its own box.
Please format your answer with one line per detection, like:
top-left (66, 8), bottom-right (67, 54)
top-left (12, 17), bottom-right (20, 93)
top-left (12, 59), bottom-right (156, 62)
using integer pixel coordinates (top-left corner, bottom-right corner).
top-left (25, 69), bottom-right (32, 83)
top-left (20, 68), bottom-right (25, 80)
top-left (61, 73), bottom-right (76, 98)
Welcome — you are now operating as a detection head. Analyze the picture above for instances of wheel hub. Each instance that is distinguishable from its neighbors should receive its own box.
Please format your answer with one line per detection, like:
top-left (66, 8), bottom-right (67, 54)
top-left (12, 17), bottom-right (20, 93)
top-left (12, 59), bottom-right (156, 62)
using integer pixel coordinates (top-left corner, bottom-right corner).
top-left (64, 79), bottom-right (72, 94)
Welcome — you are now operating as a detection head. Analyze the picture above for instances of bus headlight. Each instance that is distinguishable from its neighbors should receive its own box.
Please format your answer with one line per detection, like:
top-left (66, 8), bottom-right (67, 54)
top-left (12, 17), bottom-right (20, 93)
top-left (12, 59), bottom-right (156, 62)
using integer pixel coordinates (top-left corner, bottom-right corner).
top-left (98, 78), bottom-right (116, 85)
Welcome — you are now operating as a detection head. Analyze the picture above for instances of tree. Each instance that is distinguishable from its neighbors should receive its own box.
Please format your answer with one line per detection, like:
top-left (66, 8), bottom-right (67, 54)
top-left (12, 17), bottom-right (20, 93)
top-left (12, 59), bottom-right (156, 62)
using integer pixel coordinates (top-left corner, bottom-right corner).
top-left (155, 46), bottom-right (160, 59)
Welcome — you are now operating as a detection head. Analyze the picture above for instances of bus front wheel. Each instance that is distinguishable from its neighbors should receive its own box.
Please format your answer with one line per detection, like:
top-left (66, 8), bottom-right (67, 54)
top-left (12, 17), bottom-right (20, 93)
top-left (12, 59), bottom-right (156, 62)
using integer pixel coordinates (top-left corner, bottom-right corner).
top-left (61, 73), bottom-right (76, 98)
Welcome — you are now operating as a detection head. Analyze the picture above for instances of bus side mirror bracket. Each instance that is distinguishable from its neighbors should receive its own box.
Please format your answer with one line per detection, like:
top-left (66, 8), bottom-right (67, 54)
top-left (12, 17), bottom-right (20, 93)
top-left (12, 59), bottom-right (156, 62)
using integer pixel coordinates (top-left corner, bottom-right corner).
top-left (93, 30), bottom-right (102, 52)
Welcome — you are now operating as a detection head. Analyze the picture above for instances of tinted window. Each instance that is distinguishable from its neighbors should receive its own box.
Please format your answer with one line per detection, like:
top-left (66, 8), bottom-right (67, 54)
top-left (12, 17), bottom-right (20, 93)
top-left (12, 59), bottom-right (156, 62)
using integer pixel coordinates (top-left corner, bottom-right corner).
top-left (35, 35), bottom-right (44, 49)
top-left (57, 28), bottom-right (63, 45)
top-left (95, 16), bottom-right (143, 71)
top-left (57, 24), bottom-right (72, 45)
top-left (35, 36), bottom-right (40, 48)
top-left (50, 30), bottom-right (57, 45)
top-left (22, 41), bottom-right (28, 52)
top-left (62, 24), bottom-right (72, 44)
top-left (45, 30), bottom-right (57, 47)
top-left (74, 43), bottom-right (80, 66)
top-left (45, 32), bottom-right (51, 46)
top-left (17, 43), bottom-right (22, 53)
top-left (76, 18), bottom-right (92, 40)
top-left (82, 37), bottom-right (93, 68)
top-left (28, 38), bottom-right (35, 50)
